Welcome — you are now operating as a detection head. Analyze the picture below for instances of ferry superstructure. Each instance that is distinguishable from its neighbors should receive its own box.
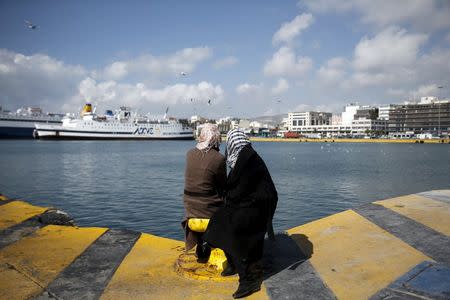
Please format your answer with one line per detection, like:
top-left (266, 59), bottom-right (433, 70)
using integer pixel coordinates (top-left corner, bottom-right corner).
top-left (34, 104), bottom-right (194, 140)
top-left (0, 106), bottom-right (63, 138)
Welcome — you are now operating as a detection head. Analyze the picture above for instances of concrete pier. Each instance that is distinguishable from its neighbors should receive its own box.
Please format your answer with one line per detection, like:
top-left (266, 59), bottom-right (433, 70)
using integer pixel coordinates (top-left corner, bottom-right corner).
top-left (0, 190), bottom-right (449, 299)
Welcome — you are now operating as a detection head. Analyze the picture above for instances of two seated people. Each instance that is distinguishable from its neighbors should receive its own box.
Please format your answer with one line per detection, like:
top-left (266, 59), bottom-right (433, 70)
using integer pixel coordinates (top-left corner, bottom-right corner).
top-left (182, 125), bottom-right (278, 299)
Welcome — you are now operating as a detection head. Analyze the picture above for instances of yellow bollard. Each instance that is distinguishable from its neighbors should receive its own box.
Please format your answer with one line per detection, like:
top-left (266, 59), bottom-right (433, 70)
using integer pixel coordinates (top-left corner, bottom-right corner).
top-left (187, 218), bottom-right (228, 272)
top-left (207, 248), bottom-right (227, 271)
top-left (187, 218), bottom-right (210, 232)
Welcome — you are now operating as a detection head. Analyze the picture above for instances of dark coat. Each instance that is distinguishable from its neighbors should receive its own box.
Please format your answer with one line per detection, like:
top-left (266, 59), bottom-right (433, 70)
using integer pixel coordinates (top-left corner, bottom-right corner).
top-left (182, 147), bottom-right (227, 251)
top-left (203, 144), bottom-right (278, 260)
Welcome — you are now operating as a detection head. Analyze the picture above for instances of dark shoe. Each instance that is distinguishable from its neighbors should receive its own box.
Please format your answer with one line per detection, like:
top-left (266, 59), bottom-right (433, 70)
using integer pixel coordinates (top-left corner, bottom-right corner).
top-left (221, 263), bottom-right (237, 276)
top-left (196, 256), bottom-right (209, 263)
top-left (232, 281), bottom-right (261, 299)
top-left (195, 242), bottom-right (211, 263)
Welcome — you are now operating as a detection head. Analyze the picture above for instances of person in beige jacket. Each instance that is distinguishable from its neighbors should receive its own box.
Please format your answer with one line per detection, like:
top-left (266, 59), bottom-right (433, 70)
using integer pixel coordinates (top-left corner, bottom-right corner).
top-left (182, 123), bottom-right (226, 262)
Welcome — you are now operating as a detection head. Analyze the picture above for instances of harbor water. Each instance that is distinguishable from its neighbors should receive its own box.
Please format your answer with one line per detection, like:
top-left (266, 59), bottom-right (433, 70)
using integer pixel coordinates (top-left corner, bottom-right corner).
top-left (1, 140), bottom-right (449, 240)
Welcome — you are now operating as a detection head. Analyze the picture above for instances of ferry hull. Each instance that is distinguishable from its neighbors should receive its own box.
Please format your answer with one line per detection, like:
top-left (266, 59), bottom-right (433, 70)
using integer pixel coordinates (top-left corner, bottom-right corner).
top-left (34, 114), bottom-right (194, 140)
top-left (0, 118), bottom-right (62, 138)
top-left (35, 128), bottom-right (194, 140)
top-left (0, 126), bottom-right (35, 138)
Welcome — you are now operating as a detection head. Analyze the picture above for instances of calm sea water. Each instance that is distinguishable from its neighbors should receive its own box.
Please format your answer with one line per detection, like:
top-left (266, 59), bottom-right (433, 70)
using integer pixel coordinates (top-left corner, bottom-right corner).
top-left (1, 140), bottom-right (449, 240)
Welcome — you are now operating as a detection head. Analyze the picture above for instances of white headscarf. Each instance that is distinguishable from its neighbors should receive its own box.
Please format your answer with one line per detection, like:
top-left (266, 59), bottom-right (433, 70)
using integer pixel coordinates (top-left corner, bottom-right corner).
top-left (196, 123), bottom-right (221, 152)
top-left (226, 129), bottom-right (250, 168)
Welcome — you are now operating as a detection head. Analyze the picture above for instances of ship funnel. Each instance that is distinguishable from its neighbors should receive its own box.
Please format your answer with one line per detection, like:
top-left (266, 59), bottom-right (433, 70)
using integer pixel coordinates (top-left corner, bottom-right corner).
top-left (81, 103), bottom-right (92, 116)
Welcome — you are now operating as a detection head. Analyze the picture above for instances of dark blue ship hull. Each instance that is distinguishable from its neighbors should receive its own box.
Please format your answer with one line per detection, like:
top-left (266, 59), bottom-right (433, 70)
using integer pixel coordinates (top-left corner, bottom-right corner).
top-left (0, 126), bottom-right (35, 138)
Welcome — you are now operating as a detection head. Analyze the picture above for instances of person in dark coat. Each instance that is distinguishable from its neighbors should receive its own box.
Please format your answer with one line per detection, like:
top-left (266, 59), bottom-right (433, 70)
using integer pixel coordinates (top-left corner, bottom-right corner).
top-left (182, 123), bottom-right (226, 262)
top-left (204, 129), bottom-right (278, 299)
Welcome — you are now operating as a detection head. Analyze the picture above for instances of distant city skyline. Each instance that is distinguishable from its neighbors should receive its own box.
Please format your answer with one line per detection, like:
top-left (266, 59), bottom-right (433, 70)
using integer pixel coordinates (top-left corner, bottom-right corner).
top-left (1, 0), bottom-right (450, 118)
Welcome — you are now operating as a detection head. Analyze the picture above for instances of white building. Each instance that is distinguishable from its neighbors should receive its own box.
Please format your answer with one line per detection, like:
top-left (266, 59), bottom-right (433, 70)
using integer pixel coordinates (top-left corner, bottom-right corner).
top-left (331, 114), bottom-right (342, 125)
top-left (378, 105), bottom-right (396, 120)
top-left (351, 119), bottom-right (387, 136)
top-left (190, 115), bottom-right (207, 123)
top-left (217, 117), bottom-right (232, 124)
top-left (287, 111), bottom-right (332, 131)
top-left (285, 107), bottom-right (387, 137)
top-left (249, 121), bottom-right (262, 128)
top-left (231, 119), bottom-right (240, 129)
top-left (419, 96), bottom-right (438, 104)
top-left (238, 119), bottom-right (251, 129)
top-left (341, 103), bottom-right (360, 125)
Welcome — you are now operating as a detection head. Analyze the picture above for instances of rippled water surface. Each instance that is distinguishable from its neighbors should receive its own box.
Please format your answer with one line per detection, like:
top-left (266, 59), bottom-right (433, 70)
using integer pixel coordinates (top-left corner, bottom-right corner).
top-left (1, 140), bottom-right (449, 240)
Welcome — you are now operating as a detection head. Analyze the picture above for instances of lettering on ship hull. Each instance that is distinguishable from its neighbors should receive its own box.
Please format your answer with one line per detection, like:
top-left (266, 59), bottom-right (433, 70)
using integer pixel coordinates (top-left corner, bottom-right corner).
top-left (133, 127), bottom-right (154, 135)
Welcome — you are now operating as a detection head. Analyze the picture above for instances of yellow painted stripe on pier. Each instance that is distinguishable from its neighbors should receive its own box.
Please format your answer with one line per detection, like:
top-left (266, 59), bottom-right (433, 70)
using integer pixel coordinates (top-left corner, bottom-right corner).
top-left (287, 210), bottom-right (429, 300)
top-left (249, 137), bottom-right (449, 144)
top-left (0, 225), bottom-right (106, 300)
top-left (427, 190), bottom-right (450, 197)
top-left (375, 194), bottom-right (450, 236)
top-left (0, 201), bottom-right (48, 230)
top-left (102, 233), bottom-right (267, 300)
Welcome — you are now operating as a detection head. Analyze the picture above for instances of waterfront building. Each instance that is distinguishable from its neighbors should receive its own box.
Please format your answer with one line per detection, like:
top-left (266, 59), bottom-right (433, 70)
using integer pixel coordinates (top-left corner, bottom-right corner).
top-left (342, 103), bottom-right (360, 125)
top-left (249, 120), bottom-right (262, 128)
top-left (354, 106), bottom-right (378, 120)
top-left (190, 115), bottom-right (207, 124)
top-left (287, 111), bottom-right (332, 130)
top-left (388, 97), bottom-right (450, 136)
top-left (287, 124), bottom-right (352, 137)
top-left (331, 114), bottom-right (342, 125)
top-left (217, 122), bottom-right (231, 134)
top-left (230, 119), bottom-right (239, 130)
top-left (378, 105), bottom-right (397, 120)
top-left (351, 119), bottom-right (387, 136)
top-left (217, 117), bottom-right (232, 124)
top-left (238, 119), bottom-right (251, 129)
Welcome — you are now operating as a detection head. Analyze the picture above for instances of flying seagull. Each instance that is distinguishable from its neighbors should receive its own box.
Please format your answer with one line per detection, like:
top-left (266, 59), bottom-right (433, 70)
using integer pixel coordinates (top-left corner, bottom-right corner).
top-left (25, 20), bottom-right (39, 30)
top-left (179, 71), bottom-right (187, 76)
top-left (207, 99), bottom-right (211, 105)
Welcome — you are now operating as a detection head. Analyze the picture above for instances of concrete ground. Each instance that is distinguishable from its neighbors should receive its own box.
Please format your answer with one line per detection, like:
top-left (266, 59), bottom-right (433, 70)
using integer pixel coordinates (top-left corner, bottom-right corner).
top-left (0, 190), bottom-right (449, 299)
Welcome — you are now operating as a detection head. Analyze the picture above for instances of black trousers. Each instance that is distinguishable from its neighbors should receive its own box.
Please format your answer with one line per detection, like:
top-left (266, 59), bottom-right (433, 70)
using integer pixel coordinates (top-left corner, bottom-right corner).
top-left (225, 252), bottom-right (263, 284)
top-left (195, 235), bottom-right (211, 260)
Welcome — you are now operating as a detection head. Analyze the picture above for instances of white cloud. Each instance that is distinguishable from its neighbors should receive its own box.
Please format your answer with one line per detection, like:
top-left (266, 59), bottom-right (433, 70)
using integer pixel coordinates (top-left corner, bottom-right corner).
top-left (301, 0), bottom-right (354, 13)
top-left (103, 62), bottom-right (127, 80)
top-left (0, 49), bottom-right (86, 111)
top-left (291, 103), bottom-right (341, 113)
top-left (416, 48), bottom-right (450, 85)
top-left (271, 78), bottom-right (289, 94)
top-left (213, 56), bottom-right (238, 69)
top-left (0, 48), bottom-right (223, 116)
top-left (349, 72), bottom-right (395, 87)
top-left (302, 0), bottom-right (450, 31)
top-left (102, 47), bottom-right (212, 80)
top-left (71, 77), bottom-right (224, 111)
top-left (353, 27), bottom-right (427, 71)
top-left (236, 83), bottom-right (263, 95)
top-left (317, 57), bottom-right (348, 83)
top-left (414, 84), bottom-right (442, 98)
top-left (387, 88), bottom-right (407, 97)
top-left (272, 13), bottom-right (314, 45)
top-left (264, 47), bottom-right (313, 77)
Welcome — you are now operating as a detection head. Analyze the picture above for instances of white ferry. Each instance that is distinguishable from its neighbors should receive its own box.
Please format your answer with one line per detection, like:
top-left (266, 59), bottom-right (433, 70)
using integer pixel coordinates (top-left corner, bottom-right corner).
top-left (34, 104), bottom-right (194, 140)
top-left (0, 106), bottom-right (63, 138)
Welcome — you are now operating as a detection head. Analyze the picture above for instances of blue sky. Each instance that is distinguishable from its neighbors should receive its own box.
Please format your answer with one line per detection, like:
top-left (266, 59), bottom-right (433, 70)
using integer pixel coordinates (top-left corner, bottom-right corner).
top-left (1, 0), bottom-right (450, 118)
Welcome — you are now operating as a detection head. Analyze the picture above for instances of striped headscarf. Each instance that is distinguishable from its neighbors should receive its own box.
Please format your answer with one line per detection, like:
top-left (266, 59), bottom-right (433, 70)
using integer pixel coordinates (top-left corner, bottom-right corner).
top-left (196, 123), bottom-right (221, 152)
top-left (226, 129), bottom-right (250, 168)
